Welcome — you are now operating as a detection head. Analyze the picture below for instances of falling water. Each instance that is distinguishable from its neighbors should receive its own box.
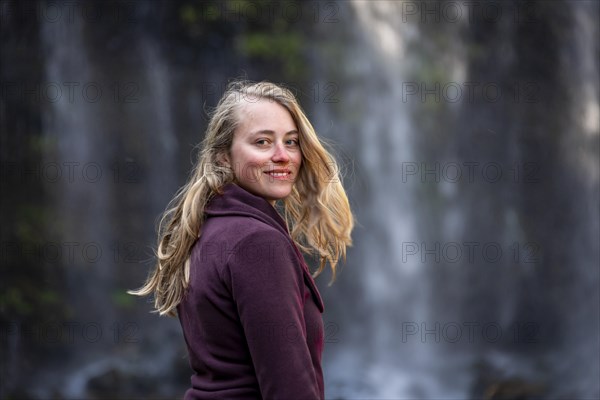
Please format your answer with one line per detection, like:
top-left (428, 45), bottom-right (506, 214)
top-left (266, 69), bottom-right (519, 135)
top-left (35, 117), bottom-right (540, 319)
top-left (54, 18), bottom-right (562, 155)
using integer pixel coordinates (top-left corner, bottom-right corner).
top-left (39, 11), bottom-right (118, 398)
top-left (37, 3), bottom-right (185, 398)
top-left (316, 1), bottom-right (599, 398)
top-left (314, 2), bottom-right (461, 397)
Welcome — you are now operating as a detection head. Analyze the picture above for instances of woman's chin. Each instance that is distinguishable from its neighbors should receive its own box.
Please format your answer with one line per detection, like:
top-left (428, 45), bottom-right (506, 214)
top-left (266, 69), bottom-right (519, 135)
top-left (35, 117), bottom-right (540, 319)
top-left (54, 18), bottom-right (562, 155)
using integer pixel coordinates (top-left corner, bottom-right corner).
top-left (264, 187), bottom-right (293, 202)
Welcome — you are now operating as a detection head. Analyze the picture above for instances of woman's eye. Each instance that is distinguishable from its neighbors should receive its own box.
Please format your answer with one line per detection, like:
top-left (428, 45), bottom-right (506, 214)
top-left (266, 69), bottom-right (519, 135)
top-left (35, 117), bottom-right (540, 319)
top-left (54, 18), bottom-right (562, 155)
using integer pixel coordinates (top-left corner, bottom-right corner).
top-left (287, 139), bottom-right (299, 146)
top-left (256, 139), bottom-right (269, 145)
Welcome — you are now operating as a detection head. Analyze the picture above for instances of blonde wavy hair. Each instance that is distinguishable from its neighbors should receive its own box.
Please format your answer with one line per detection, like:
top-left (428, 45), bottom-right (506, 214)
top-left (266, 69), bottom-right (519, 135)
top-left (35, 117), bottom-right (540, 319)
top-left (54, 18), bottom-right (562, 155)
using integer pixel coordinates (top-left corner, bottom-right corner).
top-left (129, 80), bottom-right (354, 316)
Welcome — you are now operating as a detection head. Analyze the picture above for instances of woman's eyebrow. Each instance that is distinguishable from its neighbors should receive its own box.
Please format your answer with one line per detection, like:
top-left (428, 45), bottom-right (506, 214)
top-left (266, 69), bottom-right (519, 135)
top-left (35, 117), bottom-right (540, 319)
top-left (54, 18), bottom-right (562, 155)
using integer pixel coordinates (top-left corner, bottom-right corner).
top-left (250, 130), bottom-right (274, 136)
top-left (249, 129), bottom-right (299, 136)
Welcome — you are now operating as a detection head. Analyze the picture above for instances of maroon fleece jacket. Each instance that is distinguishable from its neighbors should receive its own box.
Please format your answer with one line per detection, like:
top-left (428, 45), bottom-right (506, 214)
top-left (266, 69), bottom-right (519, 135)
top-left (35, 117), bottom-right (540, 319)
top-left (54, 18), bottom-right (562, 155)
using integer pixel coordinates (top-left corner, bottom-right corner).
top-left (177, 182), bottom-right (325, 399)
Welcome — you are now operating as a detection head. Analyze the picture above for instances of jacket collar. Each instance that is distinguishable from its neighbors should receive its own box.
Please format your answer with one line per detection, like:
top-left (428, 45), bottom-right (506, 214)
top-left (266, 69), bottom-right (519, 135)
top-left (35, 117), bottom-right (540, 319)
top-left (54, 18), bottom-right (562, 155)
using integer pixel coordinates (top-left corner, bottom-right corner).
top-left (205, 182), bottom-right (289, 236)
top-left (205, 183), bottom-right (325, 312)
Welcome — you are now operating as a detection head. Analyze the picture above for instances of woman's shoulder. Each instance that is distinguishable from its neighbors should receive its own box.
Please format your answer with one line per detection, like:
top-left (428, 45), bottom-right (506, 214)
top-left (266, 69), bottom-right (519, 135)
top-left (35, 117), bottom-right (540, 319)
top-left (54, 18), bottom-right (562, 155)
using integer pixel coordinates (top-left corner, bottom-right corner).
top-left (189, 215), bottom-right (294, 281)
top-left (201, 214), bottom-right (288, 244)
top-left (196, 215), bottom-right (300, 281)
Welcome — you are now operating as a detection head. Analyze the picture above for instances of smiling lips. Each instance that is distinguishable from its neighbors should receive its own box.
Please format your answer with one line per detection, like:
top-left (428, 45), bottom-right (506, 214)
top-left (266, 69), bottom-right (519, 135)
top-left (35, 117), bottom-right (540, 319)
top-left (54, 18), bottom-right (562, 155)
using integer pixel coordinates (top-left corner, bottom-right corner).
top-left (265, 169), bottom-right (292, 179)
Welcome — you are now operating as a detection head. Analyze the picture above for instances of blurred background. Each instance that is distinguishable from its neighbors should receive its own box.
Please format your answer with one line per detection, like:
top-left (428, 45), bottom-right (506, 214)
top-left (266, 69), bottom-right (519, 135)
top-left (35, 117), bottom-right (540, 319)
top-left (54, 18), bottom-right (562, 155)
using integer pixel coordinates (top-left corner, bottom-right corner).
top-left (1, 0), bottom-right (599, 399)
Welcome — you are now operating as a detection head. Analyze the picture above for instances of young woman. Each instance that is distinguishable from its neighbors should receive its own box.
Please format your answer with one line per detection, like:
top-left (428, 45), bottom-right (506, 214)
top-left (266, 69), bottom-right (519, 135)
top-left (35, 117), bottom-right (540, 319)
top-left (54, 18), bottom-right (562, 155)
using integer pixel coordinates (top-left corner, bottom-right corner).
top-left (130, 80), bottom-right (354, 399)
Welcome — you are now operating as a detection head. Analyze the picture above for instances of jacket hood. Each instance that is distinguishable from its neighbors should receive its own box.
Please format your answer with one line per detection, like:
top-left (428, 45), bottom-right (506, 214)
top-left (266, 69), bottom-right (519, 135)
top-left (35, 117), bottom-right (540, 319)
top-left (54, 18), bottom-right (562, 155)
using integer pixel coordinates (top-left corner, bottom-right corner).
top-left (204, 182), bottom-right (324, 312)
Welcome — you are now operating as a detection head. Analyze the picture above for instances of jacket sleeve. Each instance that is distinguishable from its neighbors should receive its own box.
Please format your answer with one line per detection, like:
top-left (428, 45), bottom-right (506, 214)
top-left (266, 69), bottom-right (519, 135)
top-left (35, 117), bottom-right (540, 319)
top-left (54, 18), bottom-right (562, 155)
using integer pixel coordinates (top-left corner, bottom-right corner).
top-left (222, 228), bottom-right (321, 400)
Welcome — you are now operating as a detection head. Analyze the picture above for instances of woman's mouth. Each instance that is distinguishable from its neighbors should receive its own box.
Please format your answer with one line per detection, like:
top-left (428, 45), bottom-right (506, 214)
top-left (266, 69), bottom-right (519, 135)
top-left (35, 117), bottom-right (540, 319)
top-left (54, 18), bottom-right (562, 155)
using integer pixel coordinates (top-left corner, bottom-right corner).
top-left (265, 171), bottom-right (291, 180)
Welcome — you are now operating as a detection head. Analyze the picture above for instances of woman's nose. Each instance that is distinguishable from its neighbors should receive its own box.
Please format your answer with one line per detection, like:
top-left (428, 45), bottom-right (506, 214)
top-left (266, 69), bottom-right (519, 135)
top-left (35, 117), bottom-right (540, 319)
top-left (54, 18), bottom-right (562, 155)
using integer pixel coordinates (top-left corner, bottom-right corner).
top-left (271, 142), bottom-right (290, 163)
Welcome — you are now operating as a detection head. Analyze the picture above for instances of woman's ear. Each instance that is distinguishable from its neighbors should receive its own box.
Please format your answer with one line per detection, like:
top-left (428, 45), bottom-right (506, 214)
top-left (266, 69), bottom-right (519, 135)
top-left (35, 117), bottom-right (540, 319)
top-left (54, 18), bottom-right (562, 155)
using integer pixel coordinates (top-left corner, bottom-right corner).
top-left (217, 152), bottom-right (230, 168)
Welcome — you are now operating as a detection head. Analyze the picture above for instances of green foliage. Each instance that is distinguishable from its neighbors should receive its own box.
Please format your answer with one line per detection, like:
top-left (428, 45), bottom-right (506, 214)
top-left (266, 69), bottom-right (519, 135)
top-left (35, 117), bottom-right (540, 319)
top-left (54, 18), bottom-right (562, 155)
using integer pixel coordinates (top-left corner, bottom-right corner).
top-left (237, 32), bottom-right (305, 79)
top-left (112, 290), bottom-right (136, 309)
top-left (15, 205), bottom-right (49, 245)
top-left (28, 133), bottom-right (57, 155)
top-left (180, 2), bottom-right (221, 26)
top-left (0, 283), bottom-right (62, 317)
top-left (1, 131), bottom-right (68, 323)
top-left (177, 0), bottom-right (310, 81)
top-left (0, 287), bottom-right (33, 315)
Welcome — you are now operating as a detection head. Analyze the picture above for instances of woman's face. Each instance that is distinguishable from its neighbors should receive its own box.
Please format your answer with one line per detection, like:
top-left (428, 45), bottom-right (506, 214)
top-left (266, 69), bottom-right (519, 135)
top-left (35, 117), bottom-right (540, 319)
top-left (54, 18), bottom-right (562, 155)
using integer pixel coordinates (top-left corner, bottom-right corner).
top-left (222, 97), bottom-right (302, 205)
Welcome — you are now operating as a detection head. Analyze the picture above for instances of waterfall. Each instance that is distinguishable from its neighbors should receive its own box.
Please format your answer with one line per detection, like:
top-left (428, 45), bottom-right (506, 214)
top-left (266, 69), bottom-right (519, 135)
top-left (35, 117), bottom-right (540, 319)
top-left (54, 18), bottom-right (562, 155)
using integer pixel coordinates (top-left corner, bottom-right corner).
top-left (314, 2), bottom-right (457, 397)
top-left (36, 7), bottom-right (141, 398)
top-left (41, 0), bottom-right (114, 317)
top-left (316, 1), bottom-right (599, 398)
top-left (553, 1), bottom-right (599, 395)
top-left (37, 3), bottom-right (185, 398)
top-left (39, 9), bottom-right (117, 398)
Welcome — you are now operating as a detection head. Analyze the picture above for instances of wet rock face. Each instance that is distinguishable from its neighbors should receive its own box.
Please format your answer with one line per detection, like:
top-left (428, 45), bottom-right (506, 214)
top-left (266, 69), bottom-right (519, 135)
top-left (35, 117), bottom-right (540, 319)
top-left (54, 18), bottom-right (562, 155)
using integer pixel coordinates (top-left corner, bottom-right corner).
top-left (483, 380), bottom-right (545, 400)
top-left (84, 357), bottom-right (190, 399)
top-left (471, 360), bottom-right (546, 400)
top-left (85, 368), bottom-right (151, 399)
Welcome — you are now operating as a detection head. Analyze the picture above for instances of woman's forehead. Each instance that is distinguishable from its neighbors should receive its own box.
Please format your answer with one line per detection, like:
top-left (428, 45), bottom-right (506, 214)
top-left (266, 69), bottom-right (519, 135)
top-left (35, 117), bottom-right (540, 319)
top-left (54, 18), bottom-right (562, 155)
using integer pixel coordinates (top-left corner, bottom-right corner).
top-left (236, 98), bottom-right (296, 129)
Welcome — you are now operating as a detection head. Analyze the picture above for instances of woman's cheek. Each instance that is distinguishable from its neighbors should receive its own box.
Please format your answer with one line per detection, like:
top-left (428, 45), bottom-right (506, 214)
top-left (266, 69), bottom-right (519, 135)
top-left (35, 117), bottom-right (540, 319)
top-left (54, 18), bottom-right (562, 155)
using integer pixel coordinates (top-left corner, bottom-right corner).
top-left (247, 161), bottom-right (263, 183)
